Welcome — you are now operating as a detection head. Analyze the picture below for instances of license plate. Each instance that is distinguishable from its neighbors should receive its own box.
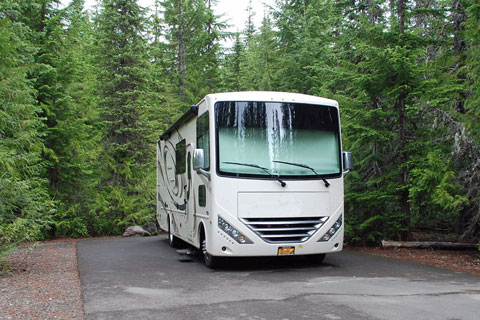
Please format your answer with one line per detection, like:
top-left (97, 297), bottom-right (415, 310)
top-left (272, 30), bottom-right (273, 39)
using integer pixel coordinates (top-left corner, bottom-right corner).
top-left (278, 247), bottom-right (295, 256)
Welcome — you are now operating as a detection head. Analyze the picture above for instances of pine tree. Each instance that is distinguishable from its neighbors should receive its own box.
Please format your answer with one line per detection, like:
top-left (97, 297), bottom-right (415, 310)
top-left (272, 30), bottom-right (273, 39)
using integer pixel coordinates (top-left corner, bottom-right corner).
top-left (0, 0), bottom-right (53, 253)
top-left (321, 0), bottom-right (454, 241)
top-left (241, 15), bottom-right (278, 91)
top-left (187, 0), bottom-right (225, 100)
top-left (220, 32), bottom-right (246, 91)
top-left (147, 0), bottom-right (174, 128)
top-left (332, 0), bottom-right (406, 242)
top-left (463, 1), bottom-right (480, 139)
top-left (450, 0), bottom-right (480, 239)
top-left (162, 0), bottom-right (225, 105)
top-left (95, 0), bottom-right (155, 234)
top-left (51, 0), bottom-right (101, 237)
top-left (26, 0), bottom-right (68, 198)
top-left (274, 0), bottom-right (311, 92)
top-left (274, 0), bottom-right (338, 95)
top-left (244, 0), bottom-right (256, 42)
top-left (14, 0), bottom-right (102, 237)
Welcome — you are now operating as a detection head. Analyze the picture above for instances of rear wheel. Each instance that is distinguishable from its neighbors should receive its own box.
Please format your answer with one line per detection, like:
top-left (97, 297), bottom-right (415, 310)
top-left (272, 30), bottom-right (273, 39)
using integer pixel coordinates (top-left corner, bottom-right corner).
top-left (167, 216), bottom-right (180, 247)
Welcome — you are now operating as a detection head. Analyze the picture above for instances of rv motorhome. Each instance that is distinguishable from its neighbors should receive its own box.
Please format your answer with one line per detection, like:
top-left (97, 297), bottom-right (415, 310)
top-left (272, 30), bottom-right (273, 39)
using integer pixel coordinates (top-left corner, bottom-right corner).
top-left (157, 91), bottom-right (353, 267)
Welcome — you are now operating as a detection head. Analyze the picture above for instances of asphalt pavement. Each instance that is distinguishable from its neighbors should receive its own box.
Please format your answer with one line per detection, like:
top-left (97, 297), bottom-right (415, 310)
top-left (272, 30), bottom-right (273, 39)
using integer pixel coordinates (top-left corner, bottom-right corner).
top-left (77, 235), bottom-right (480, 320)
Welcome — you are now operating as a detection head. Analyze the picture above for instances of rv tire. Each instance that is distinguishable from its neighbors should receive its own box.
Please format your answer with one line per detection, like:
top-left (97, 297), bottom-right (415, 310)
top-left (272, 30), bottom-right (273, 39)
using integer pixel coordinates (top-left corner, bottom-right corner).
top-left (167, 216), bottom-right (180, 247)
top-left (306, 253), bottom-right (326, 264)
top-left (201, 239), bottom-right (219, 268)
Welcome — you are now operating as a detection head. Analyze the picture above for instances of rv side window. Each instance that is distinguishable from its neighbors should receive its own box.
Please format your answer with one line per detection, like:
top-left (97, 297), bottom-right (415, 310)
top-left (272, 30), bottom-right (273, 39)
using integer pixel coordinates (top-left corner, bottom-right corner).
top-left (198, 185), bottom-right (206, 207)
top-left (175, 139), bottom-right (186, 174)
top-left (196, 111), bottom-right (210, 170)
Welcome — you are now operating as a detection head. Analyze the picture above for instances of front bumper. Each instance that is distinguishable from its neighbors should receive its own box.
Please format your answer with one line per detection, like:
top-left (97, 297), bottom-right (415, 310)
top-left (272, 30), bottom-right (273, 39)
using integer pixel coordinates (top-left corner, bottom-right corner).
top-left (207, 209), bottom-right (344, 257)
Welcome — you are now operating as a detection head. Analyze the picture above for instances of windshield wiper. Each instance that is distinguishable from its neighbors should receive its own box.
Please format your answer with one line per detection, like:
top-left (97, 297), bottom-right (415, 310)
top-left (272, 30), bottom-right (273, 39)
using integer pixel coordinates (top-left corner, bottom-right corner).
top-left (223, 161), bottom-right (287, 187)
top-left (273, 160), bottom-right (330, 188)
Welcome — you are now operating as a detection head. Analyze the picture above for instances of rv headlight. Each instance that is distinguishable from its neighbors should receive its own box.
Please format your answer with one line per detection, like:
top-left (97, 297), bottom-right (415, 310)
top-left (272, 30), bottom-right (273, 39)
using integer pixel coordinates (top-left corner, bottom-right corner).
top-left (218, 216), bottom-right (253, 244)
top-left (318, 215), bottom-right (343, 242)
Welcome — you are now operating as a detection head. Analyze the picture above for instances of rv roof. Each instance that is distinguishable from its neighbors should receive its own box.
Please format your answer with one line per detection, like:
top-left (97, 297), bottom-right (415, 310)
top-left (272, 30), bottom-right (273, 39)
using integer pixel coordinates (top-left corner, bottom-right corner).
top-left (204, 91), bottom-right (338, 107)
top-left (159, 91), bottom-right (338, 141)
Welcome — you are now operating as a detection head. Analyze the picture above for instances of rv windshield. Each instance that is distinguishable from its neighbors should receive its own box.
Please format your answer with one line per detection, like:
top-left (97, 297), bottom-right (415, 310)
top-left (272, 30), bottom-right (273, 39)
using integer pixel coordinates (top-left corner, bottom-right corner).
top-left (215, 101), bottom-right (341, 179)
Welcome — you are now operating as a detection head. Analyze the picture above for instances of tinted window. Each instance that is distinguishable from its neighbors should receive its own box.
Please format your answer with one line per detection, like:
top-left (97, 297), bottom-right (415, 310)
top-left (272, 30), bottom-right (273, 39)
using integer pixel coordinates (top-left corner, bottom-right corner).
top-left (198, 185), bottom-right (206, 207)
top-left (196, 111), bottom-right (210, 170)
top-left (175, 139), bottom-right (186, 174)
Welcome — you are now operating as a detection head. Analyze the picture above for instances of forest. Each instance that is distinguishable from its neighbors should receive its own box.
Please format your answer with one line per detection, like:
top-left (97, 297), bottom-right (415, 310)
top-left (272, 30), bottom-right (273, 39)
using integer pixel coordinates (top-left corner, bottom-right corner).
top-left (0, 0), bottom-right (479, 255)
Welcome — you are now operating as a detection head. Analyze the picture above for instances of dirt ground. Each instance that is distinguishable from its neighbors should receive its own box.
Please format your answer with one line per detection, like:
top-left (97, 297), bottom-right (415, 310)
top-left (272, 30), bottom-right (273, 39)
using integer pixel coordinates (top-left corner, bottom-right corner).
top-left (0, 239), bottom-right (479, 319)
top-left (347, 246), bottom-right (480, 275)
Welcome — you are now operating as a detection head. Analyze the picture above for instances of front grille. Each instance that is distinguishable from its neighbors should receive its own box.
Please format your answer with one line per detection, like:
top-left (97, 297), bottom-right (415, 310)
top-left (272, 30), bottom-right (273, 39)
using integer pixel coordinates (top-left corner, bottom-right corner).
top-left (241, 217), bottom-right (328, 243)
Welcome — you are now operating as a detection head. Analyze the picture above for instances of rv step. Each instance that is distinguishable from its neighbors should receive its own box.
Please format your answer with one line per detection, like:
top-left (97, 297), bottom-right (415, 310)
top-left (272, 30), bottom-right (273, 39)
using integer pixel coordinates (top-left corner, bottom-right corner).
top-left (176, 249), bottom-right (197, 256)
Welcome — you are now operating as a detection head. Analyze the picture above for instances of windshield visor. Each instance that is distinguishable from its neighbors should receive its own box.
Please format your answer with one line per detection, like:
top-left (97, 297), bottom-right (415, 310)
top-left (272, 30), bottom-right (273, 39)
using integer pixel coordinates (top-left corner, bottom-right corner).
top-left (215, 101), bottom-right (341, 178)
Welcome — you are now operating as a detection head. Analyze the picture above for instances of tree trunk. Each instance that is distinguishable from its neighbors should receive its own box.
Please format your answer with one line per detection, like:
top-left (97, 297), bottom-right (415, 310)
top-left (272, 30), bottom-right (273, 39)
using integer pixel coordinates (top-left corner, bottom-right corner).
top-left (398, 0), bottom-right (405, 34)
top-left (176, 0), bottom-right (187, 100)
top-left (382, 240), bottom-right (477, 250)
top-left (396, 0), bottom-right (411, 241)
top-left (178, 32), bottom-right (186, 99)
top-left (452, 0), bottom-right (467, 114)
top-left (397, 93), bottom-right (411, 241)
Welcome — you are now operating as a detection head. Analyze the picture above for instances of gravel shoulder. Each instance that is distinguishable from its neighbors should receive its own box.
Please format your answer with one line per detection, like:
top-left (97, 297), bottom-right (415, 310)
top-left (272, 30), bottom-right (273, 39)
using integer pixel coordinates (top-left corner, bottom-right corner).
top-left (0, 239), bottom-right (84, 320)
top-left (0, 238), bottom-right (478, 320)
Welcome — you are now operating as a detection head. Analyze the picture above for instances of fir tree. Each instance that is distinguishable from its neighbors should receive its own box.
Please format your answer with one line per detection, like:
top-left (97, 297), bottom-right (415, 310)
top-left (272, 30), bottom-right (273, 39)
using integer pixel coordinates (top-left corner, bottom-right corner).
top-left (162, 0), bottom-right (225, 104)
top-left (220, 32), bottom-right (246, 91)
top-left (242, 15), bottom-right (278, 91)
top-left (52, 0), bottom-right (101, 237)
top-left (95, 0), bottom-right (155, 234)
top-left (0, 0), bottom-right (53, 253)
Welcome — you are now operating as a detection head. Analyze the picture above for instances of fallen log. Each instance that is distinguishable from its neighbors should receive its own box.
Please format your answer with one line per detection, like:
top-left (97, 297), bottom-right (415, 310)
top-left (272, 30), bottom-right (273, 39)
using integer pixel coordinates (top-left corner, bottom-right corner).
top-left (381, 240), bottom-right (478, 250)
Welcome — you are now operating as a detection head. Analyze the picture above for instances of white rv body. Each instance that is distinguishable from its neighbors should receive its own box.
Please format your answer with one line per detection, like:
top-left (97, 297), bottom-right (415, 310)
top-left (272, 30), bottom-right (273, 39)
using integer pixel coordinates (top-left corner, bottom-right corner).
top-left (157, 92), bottom-right (349, 264)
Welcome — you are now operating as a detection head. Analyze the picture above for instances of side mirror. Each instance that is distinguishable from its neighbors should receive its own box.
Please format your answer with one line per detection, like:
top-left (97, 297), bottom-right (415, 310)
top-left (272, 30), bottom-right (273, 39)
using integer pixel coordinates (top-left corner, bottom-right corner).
top-left (343, 152), bottom-right (353, 176)
top-left (193, 149), bottom-right (211, 180)
top-left (193, 149), bottom-right (205, 170)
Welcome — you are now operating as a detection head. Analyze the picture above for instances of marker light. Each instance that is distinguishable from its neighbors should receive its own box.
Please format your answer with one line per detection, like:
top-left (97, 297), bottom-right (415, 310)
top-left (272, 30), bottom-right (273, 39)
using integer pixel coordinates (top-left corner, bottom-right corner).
top-left (218, 216), bottom-right (253, 244)
top-left (318, 215), bottom-right (343, 242)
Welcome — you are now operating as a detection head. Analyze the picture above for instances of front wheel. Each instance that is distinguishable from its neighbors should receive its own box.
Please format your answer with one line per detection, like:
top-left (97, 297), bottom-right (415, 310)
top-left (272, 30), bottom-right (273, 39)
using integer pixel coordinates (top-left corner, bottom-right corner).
top-left (202, 239), bottom-right (220, 268)
top-left (306, 253), bottom-right (326, 264)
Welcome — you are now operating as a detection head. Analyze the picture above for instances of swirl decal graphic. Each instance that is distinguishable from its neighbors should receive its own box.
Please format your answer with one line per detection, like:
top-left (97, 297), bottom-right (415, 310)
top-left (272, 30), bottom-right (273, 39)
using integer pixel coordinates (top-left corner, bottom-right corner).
top-left (157, 138), bottom-right (187, 212)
